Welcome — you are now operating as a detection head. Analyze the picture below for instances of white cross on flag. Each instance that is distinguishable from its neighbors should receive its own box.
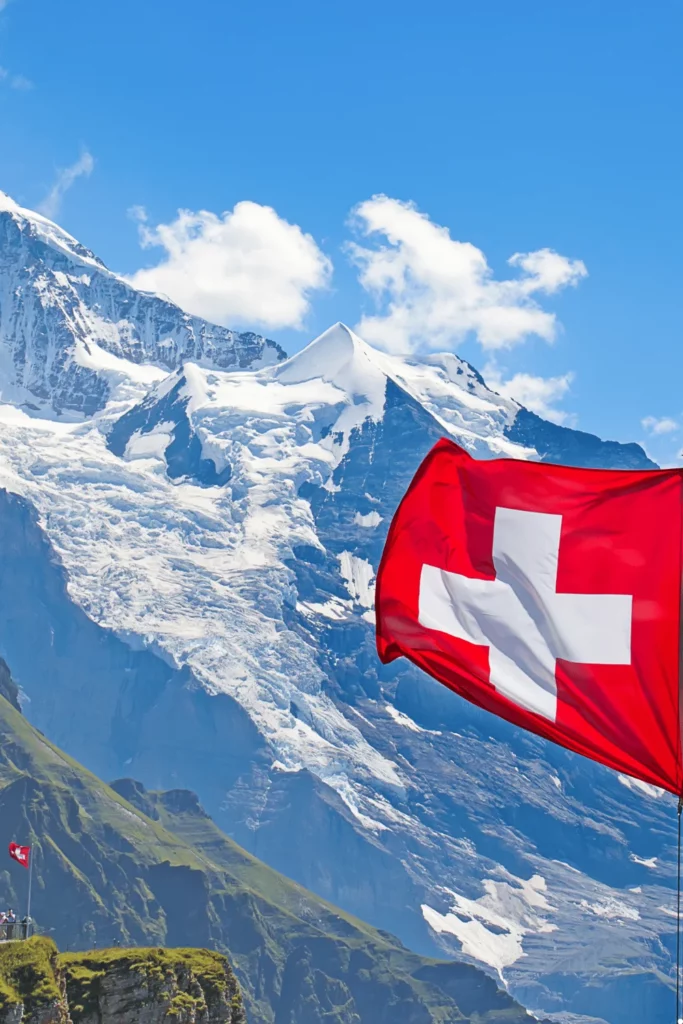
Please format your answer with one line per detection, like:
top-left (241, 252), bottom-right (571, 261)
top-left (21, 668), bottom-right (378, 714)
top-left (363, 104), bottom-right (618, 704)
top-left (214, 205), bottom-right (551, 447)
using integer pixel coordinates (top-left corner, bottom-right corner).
top-left (376, 438), bottom-right (683, 794)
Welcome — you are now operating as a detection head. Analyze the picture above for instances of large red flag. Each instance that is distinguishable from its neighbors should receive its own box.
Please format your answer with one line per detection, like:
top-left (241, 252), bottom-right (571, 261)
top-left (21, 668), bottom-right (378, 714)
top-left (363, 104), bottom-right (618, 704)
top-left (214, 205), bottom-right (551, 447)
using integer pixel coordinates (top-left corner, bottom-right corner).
top-left (376, 438), bottom-right (683, 795)
top-left (8, 843), bottom-right (30, 869)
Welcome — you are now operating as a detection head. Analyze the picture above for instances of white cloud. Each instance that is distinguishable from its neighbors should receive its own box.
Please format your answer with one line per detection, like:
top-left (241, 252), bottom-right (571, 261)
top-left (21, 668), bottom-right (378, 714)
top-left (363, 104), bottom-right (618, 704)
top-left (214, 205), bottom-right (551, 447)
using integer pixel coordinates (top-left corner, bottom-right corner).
top-left (507, 249), bottom-right (586, 294)
top-left (641, 416), bottom-right (678, 436)
top-left (127, 201), bottom-right (332, 330)
top-left (38, 151), bottom-right (94, 219)
top-left (0, 65), bottom-right (31, 89)
top-left (347, 195), bottom-right (587, 355)
top-left (9, 73), bottom-right (31, 90)
top-left (127, 204), bottom-right (147, 223)
top-left (485, 361), bottom-right (574, 425)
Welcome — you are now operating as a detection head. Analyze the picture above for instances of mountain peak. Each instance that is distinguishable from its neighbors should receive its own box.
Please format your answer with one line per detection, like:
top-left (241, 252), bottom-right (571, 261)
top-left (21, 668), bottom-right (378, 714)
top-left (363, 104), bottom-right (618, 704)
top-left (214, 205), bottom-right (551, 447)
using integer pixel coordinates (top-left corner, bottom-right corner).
top-left (275, 322), bottom-right (381, 387)
top-left (0, 190), bottom-right (19, 213)
top-left (0, 186), bottom-right (106, 272)
top-left (0, 189), bottom-right (285, 415)
top-left (272, 323), bottom-right (389, 437)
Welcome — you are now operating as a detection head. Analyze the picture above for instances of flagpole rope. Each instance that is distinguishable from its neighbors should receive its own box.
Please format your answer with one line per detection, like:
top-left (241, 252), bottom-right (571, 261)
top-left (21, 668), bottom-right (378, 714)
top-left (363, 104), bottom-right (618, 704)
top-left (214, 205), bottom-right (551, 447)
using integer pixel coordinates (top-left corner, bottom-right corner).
top-left (676, 796), bottom-right (682, 1024)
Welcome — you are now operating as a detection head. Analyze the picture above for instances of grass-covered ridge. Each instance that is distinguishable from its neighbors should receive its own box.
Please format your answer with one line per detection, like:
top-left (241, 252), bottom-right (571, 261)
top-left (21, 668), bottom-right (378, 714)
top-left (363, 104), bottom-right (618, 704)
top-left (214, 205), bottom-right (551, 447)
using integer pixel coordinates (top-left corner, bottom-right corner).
top-left (0, 685), bottom-right (539, 1023)
top-left (60, 944), bottom-right (231, 988)
top-left (0, 936), bottom-right (63, 1013)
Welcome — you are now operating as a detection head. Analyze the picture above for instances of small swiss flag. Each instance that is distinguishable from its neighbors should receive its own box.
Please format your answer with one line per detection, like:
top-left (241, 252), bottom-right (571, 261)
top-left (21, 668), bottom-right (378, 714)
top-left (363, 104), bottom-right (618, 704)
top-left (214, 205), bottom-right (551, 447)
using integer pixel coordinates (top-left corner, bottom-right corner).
top-left (9, 843), bottom-right (30, 869)
top-left (376, 438), bottom-right (683, 795)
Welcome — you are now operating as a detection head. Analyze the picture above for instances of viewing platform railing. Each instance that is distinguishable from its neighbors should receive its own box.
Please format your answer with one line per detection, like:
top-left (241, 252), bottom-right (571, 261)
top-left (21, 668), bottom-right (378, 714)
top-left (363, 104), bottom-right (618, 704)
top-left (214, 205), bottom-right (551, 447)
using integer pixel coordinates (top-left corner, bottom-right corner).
top-left (0, 921), bottom-right (31, 942)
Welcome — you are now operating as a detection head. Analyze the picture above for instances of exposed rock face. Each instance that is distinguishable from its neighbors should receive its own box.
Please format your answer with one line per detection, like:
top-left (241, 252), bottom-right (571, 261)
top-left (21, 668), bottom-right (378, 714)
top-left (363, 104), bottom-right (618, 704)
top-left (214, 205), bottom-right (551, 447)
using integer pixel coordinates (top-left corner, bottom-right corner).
top-left (0, 657), bottom-right (21, 712)
top-left (0, 1007), bottom-right (67, 1024)
top-left (0, 1005), bottom-right (67, 1024)
top-left (0, 938), bottom-right (69, 1024)
top-left (0, 1004), bottom-right (67, 1024)
top-left (0, 940), bottom-right (245, 1024)
top-left (61, 947), bottom-right (246, 1024)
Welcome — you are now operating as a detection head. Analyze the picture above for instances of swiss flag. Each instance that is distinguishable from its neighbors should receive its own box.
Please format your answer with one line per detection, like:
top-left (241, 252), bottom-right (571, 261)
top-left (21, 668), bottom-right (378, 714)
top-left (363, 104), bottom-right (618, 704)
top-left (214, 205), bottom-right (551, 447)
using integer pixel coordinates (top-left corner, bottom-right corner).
top-left (376, 438), bottom-right (683, 795)
top-left (9, 843), bottom-right (30, 869)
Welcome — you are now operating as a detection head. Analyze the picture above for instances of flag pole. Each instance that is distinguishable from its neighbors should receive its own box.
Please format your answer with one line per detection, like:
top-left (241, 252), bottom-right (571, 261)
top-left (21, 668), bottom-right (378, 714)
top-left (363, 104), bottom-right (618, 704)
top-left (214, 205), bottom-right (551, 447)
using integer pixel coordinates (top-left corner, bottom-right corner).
top-left (26, 850), bottom-right (32, 938)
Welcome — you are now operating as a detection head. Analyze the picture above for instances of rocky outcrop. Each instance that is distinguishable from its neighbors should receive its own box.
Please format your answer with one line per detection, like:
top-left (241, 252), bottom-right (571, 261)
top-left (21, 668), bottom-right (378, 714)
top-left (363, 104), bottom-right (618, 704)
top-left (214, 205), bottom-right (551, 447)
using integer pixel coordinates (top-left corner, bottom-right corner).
top-left (61, 947), bottom-right (245, 1024)
top-left (0, 940), bottom-right (245, 1024)
top-left (0, 658), bottom-right (21, 713)
top-left (0, 938), bottom-right (69, 1024)
top-left (0, 1004), bottom-right (67, 1024)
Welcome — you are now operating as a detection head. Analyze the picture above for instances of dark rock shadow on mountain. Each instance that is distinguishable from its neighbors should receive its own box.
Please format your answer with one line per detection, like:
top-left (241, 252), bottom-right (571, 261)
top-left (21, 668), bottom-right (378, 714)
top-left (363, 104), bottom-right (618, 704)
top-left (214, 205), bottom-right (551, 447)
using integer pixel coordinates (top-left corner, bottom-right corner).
top-left (223, 765), bottom-right (439, 957)
top-left (506, 409), bottom-right (657, 470)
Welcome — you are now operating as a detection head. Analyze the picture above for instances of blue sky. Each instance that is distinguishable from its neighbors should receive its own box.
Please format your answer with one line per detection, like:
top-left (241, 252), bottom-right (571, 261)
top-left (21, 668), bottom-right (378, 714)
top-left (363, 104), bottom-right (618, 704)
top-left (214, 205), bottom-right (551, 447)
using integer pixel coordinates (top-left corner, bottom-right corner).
top-left (1, 0), bottom-right (681, 460)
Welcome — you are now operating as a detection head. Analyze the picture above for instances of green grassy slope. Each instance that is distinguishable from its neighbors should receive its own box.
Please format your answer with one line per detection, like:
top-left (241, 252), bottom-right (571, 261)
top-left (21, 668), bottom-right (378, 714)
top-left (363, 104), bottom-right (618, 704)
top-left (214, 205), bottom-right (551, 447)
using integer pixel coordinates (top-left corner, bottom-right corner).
top-left (0, 689), bottom-right (538, 1023)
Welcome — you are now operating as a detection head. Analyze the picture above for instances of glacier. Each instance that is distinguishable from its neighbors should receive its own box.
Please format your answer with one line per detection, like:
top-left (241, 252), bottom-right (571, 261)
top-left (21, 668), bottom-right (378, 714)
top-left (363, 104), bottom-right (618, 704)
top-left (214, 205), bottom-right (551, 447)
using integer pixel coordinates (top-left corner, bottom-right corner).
top-left (0, 190), bottom-right (676, 1024)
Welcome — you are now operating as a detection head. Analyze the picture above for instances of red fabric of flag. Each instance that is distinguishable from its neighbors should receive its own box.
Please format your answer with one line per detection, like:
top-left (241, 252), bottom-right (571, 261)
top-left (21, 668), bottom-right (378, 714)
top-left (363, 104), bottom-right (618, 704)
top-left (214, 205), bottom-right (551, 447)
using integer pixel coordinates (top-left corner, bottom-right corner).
top-left (376, 438), bottom-right (683, 795)
top-left (9, 843), bottom-right (30, 869)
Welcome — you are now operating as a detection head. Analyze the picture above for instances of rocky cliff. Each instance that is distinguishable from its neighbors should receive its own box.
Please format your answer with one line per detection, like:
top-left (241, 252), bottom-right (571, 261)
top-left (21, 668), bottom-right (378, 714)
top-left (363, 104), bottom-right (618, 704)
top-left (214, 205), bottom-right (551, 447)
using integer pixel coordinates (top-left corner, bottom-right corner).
top-left (0, 937), bottom-right (68, 1024)
top-left (61, 947), bottom-right (245, 1024)
top-left (0, 938), bottom-right (245, 1024)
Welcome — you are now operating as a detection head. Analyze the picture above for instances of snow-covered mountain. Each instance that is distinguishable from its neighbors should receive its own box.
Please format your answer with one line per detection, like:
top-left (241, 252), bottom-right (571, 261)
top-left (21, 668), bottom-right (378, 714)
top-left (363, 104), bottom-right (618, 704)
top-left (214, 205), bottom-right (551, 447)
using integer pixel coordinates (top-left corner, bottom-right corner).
top-left (0, 191), bottom-right (284, 416)
top-left (0, 194), bottom-right (675, 1024)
